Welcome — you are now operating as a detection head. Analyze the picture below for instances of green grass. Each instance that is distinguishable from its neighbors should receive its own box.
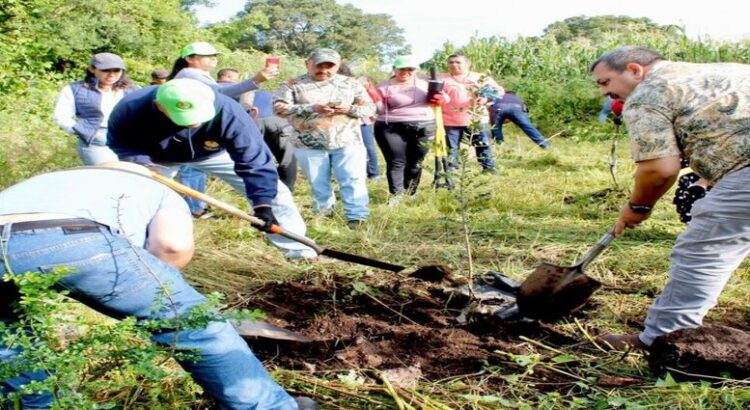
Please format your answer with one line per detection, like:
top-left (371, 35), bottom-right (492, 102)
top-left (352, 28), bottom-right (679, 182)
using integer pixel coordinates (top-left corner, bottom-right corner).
top-left (180, 126), bottom-right (749, 409)
top-left (2, 104), bottom-right (749, 408)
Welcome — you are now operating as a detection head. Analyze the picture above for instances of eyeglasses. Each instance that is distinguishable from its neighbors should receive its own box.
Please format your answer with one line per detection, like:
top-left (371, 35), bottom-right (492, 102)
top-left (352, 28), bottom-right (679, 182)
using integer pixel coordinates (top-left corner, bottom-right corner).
top-left (100, 68), bottom-right (123, 73)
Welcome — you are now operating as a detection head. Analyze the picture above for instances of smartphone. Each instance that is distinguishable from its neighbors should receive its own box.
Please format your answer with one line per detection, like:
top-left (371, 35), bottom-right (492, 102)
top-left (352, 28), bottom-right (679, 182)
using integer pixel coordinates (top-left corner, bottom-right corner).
top-left (265, 56), bottom-right (281, 69)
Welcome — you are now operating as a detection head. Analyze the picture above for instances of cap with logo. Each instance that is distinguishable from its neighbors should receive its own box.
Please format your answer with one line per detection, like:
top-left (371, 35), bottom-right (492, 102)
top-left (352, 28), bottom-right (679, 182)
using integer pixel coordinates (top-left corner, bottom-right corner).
top-left (392, 55), bottom-right (420, 70)
top-left (156, 79), bottom-right (217, 126)
top-left (308, 48), bottom-right (341, 65)
top-left (180, 42), bottom-right (222, 59)
top-left (90, 53), bottom-right (126, 70)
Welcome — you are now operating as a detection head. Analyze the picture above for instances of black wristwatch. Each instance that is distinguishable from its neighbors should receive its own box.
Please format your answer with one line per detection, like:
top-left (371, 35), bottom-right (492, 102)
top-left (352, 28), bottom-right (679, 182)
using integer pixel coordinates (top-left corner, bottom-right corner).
top-left (628, 202), bottom-right (653, 214)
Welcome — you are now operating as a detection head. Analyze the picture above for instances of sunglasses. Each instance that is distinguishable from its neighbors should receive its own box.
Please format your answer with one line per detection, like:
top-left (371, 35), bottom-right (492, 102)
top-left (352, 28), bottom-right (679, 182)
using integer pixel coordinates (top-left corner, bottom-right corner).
top-left (100, 68), bottom-right (123, 73)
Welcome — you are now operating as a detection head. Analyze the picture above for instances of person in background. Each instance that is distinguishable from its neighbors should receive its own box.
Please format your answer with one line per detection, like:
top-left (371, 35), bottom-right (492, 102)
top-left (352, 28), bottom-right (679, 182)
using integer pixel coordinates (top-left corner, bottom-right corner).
top-left (590, 46), bottom-right (750, 350)
top-left (53, 52), bottom-right (138, 165)
top-left (439, 53), bottom-right (503, 174)
top-left (243, 90), bottom-right (298, 191)
top-left (216, 67), bottom-right (240, 85)
top-left (108, 78), bottom-right (316, 259)
top-left (170, 42), bottom-right (278, 219)
top-left (150, 69), bottom-right (170, 85)
top-left (170, 42), bottom-right (276, 99)
top-left (274, 48), bottom-right (375, 228)
top-left (490, 91), bottom-right (550, 149)
top-left (373, 55), bottom-right (445, 204)
top-left (0, 163), bottom-right (319, 410)
top-left (337, 63), bottom-right (381, 180)
top-left (597, 96), bottom-right (624, 125)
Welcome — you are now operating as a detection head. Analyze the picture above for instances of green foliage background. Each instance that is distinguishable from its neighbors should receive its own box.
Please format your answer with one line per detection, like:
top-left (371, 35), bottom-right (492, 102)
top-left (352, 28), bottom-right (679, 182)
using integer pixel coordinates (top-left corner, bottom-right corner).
top-left (428, 16), bottom-right (750, 136)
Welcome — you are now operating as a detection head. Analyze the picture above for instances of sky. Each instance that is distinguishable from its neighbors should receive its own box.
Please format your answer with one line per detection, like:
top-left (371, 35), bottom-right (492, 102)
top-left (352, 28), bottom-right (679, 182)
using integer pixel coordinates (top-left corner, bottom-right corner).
top-left (194, 0), bottom-right (750, 61)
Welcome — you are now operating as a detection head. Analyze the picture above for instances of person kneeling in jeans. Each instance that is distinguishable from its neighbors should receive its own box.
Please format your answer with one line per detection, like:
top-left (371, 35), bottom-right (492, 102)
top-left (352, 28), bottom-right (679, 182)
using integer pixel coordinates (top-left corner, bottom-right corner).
top-left (0, 163), bottom-right (317, 409)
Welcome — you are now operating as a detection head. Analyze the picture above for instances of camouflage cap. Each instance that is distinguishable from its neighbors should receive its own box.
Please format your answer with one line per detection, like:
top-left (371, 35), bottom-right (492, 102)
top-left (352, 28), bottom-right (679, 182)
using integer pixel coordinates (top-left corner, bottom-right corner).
top-left (308, 48), bottom-right (341, 65)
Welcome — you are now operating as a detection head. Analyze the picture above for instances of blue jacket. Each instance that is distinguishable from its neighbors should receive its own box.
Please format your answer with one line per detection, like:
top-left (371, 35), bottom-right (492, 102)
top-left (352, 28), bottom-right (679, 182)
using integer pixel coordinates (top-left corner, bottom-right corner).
top-left (107, 86), bottom-right (278, 206)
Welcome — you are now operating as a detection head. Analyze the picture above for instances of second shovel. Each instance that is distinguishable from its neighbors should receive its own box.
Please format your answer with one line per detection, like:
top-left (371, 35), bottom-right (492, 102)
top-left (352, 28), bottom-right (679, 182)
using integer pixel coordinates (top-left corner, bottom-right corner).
top-left (517, 229), bottom-right (615, 321)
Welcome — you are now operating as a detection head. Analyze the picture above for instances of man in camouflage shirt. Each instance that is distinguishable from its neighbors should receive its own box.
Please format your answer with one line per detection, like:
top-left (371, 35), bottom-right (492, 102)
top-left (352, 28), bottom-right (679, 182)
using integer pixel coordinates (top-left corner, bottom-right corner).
top-left (274, 48), bottom-right (375, 226)
top-left (590, 46), bottom-right (750, 349)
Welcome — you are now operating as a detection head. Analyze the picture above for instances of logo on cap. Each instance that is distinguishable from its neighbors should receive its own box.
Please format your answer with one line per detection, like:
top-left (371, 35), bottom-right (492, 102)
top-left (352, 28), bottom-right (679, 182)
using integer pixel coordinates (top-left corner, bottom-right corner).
top-left (176, 101), bottom-right (193, 110)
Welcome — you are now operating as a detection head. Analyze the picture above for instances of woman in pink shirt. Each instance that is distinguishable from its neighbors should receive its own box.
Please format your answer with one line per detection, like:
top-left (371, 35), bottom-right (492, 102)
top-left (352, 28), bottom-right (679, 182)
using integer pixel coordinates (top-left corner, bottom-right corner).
top-left (374, 56), bottom-right (445, 202)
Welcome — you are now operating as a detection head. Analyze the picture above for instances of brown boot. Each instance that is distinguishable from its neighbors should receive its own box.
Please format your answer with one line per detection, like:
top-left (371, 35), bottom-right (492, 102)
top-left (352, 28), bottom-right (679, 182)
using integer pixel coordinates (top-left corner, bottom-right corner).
top-left (597, 334), bottom-right (646, 350)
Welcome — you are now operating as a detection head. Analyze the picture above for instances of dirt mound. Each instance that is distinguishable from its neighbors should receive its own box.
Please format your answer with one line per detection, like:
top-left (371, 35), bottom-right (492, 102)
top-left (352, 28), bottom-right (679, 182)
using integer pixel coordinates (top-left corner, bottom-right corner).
top-left (649, 325), bottom-right (750, 380)
top-left (242, 276), bottom-right (577, 381)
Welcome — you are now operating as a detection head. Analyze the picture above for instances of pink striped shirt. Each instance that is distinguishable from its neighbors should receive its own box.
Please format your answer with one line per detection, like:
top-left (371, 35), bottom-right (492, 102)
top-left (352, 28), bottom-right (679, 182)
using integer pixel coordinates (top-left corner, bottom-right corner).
top-left (439, 72), bottom-right (500, 127)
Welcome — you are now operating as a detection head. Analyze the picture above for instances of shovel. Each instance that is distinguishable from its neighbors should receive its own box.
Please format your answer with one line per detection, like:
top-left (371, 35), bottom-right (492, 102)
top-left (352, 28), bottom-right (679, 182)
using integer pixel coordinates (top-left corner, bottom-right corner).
top-left (147, 171), bottom-right (406, 272)
top-left (517, 229), bottom-right (615, 321)
top-left (230, 319), bottom-right (311, 342)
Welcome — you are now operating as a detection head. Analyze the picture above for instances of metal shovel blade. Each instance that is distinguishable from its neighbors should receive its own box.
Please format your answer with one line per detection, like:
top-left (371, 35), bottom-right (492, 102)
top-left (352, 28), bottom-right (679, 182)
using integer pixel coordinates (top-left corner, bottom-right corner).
top-left (517, 230), bottom-right (615, 321)
top-left (230, 319), bottom-right (311, 343)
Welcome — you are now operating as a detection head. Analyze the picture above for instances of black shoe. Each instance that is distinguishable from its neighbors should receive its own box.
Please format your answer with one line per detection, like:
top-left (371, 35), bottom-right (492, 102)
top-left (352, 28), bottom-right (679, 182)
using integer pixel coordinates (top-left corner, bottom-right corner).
top-left (294, 396), bottom-right (320, 410)
top-left (481, 168), bottom-right (498, 175)
top-left (346, 220), bottom-right (366, 229)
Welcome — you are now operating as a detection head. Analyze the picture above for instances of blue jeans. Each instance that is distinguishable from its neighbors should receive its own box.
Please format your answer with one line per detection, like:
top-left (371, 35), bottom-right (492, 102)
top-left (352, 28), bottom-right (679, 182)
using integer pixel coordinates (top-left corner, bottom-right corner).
top-left (492, 104), bottom-right (549, 148)
top-left (0, 225), bottom-right (296, 409)
top-left (178, 166), bottom-right (208, 214)
top-left (444, 126), bottom-right (495, 170)
top-left (77, 134), bottom-right (118, 165)
top-left (294, 145), bottom-right (370, 221)
top-left (360, 124), bottom-right (380, 179)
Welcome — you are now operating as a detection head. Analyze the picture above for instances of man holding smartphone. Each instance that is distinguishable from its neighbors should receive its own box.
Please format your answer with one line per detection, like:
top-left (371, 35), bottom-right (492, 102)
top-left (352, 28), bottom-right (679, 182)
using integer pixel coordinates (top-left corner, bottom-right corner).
top-left (274, 48), bottom-right (375, 228)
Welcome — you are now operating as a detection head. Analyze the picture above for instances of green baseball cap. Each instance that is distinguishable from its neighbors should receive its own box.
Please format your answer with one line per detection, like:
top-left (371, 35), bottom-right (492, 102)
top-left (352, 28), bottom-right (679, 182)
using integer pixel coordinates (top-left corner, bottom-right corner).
top-left (156, 79), bottom-right (216, 126)
top-left (180, 42), bottom-right (222, 59)
top-left (393, 55), bottom-right (420, 69)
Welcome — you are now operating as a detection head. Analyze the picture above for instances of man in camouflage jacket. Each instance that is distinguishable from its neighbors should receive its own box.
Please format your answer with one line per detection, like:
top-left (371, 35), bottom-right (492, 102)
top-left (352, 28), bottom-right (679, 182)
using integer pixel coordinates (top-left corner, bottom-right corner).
top-left (591, 46), bottom-right (750, 349)
top-left (275, 48), bottom-right (375, 226)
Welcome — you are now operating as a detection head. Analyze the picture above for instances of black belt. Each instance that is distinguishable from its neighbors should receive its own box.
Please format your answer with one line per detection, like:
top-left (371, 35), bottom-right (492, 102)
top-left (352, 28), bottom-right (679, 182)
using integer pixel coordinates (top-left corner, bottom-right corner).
top-left (0, 218), bottom-right (105, 234)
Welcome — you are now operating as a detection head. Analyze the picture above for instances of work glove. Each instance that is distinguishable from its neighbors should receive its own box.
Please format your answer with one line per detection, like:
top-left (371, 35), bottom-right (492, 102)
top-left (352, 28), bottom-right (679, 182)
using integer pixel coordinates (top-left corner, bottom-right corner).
top-left (252, 205), bottom-right (279, 232)
top-left (429, 92), bottom-right (446, 106)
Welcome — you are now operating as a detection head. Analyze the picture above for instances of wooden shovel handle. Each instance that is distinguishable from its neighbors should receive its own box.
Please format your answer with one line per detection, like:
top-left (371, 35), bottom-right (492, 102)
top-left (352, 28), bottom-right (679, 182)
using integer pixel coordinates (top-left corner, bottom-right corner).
top-left (148, 171), bottom-right (323, 254)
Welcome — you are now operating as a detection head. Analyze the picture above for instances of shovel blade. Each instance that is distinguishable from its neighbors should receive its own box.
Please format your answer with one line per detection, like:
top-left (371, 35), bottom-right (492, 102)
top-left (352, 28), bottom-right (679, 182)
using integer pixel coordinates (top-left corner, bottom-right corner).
top-left (230, 319), bottom-right (311, 343)
top-left (517, 263), bottom-right (601, 321)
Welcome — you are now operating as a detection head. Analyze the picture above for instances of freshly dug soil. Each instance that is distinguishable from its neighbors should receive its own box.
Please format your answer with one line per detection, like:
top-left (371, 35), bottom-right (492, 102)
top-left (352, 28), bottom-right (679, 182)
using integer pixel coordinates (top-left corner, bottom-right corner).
top-left (242, 275), bottom-right (576, 381)
top-left (649, 325), bottom-right (750, 380)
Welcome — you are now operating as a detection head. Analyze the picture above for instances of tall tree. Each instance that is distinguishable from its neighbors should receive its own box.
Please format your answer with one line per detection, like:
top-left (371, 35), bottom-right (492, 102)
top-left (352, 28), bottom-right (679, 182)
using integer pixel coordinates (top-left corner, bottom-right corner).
top-left (212, 0), bottom-right (408, 63)
top-left (543, 15), bottom-right (678, 44)
top-left (0, 0), bottom-right (203, 94)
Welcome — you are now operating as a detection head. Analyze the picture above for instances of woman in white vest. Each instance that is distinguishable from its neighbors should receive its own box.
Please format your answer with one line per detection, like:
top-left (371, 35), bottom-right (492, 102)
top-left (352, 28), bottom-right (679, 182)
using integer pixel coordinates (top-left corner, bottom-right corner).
top-left (53, 52), bottom-right (138, 165)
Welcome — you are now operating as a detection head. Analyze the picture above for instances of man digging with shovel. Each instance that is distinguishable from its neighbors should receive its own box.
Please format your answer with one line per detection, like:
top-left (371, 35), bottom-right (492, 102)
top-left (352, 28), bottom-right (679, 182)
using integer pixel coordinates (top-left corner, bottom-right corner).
top-left (107, 78), bottom-right (317, 260)
top-left (590, 46), bottom-right (750, 350)
top-left (0, 162), bottom-right (318, 409)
